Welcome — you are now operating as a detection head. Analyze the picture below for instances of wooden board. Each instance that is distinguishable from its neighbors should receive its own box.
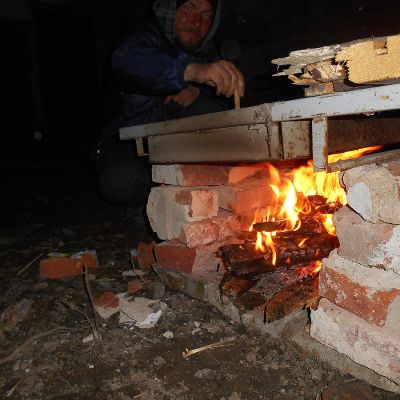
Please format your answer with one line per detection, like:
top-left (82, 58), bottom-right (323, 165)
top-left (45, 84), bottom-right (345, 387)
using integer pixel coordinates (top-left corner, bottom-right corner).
top-left (336, 35), bottom-right (400, 84)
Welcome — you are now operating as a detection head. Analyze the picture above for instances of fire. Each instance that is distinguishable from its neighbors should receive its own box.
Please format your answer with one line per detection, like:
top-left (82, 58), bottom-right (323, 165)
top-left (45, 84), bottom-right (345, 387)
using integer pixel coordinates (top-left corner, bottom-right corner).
top-left (252, 146), bottom-right (381, 264)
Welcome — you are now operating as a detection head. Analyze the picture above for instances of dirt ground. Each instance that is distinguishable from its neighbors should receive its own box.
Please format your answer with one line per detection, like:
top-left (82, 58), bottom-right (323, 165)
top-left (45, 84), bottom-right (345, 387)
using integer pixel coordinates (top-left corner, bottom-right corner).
top-left (1, 157), bottom-right (399, 400)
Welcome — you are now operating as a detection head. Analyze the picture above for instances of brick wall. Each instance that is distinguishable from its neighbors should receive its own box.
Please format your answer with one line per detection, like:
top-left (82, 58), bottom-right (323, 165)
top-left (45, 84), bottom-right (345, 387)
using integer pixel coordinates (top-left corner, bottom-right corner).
top-left (147, 164), bottom-right (274, 273)
top-left (311, 161), bottom-right (400, 386)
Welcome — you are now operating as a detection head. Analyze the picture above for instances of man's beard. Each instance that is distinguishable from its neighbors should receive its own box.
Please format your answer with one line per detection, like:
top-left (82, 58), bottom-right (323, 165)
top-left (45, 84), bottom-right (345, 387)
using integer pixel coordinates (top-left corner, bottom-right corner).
top-left (174, 29), bottom-right (203, 52)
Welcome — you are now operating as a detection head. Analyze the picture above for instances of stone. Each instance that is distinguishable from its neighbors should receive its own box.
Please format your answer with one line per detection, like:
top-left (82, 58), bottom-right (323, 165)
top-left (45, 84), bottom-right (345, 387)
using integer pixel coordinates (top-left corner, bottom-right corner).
top-left (137, 241), bottom-right (156, 269)
top-left (194, 368), bottom-right (217, 380)
top-left (217, 178), bottom-right (276, 214)
top-left (320, 249), bottom-right (400, 328)
top-left (320, 381), bottom-right (376, 400)
top-left (39, 250), bottom-right (98, 279)
top-left (341, 163), bottom-right (400, 224)
top-left (311, 298), bottom-right (400, 385)
top-left (147, 186), bottom-right (218, 240)
top-left (334, 206), bottom-right (400, 274)
top-left (145, 281), bottom-right (166, 300)
top-left (153, 356), bottom-right (166, 366)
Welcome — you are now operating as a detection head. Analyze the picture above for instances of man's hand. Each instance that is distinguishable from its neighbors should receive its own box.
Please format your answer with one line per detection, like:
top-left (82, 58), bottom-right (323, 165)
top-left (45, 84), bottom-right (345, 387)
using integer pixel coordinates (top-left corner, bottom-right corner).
top-left (184, 61), bottom-right (245, 98)
top-left (164, 85), bottom-right (200, 106)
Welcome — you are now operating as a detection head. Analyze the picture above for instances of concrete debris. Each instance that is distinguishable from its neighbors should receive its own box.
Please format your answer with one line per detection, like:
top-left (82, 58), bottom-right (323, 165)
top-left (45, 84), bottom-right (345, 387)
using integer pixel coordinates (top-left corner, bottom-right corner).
top-left (162, 331), bottom-right (174, 339)
top-left (94, 292), bottom-right (167, 329)
top-left (82, 333), bottom-right (95, 343)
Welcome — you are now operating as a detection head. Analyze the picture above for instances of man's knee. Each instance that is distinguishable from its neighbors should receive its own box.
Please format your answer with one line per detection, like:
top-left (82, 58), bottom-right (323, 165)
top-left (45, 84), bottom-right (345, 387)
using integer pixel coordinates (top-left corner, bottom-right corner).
top-left (96, 140), bottom-right (152, 207)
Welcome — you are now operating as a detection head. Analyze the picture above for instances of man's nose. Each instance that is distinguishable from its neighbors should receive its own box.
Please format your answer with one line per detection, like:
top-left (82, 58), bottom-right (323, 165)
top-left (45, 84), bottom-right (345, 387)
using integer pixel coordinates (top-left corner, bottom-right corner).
top-left (189, 13), bottom-right (201, 28)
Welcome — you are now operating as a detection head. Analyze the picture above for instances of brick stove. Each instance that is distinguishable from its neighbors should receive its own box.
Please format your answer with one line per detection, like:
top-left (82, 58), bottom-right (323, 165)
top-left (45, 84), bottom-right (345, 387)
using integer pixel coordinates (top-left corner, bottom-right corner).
top-left (121, 84), bottom-right (400, 393)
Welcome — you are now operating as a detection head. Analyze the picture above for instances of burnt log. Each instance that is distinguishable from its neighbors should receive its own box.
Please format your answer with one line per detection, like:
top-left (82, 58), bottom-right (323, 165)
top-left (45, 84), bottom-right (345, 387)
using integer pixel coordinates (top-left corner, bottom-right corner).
top-left (233, 290), bottom-right (267, 311)
top-left (264, 276), bottom-right (320, 323)
top-left (252, 220), bottom-right (287, 232)
top-left (221, 278), bottom-right (255, 298)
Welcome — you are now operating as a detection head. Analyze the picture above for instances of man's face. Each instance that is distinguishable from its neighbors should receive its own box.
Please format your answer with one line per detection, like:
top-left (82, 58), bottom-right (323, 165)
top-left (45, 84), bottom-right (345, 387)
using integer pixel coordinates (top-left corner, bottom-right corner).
top-left (174, 0), bottom-right (214, 51)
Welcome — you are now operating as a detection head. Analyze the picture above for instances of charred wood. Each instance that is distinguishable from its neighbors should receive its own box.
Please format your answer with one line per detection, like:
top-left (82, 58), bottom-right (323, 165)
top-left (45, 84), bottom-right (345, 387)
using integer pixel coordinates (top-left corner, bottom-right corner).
top-left (233, 290), bottom-right (266, 311)
top-left (264, 276), bottom-right (320, 323)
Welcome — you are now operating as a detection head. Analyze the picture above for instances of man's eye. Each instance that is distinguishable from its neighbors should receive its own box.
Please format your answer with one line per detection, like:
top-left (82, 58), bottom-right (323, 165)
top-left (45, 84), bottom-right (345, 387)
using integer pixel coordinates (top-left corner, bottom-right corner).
top-left (202, 11), bottom-right (213, 19)
top-left (184, 4), bottom-right (193, 11)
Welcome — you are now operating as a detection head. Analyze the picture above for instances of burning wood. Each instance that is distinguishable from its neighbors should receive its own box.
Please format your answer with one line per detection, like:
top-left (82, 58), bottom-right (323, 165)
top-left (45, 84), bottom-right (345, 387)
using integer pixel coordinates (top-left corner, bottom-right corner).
top-left (215, 150), bottom-right (369, 322)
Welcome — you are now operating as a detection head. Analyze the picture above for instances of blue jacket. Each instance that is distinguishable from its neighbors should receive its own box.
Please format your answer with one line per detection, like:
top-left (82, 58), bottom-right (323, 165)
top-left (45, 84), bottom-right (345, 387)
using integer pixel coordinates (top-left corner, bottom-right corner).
top-left (112, 0), bottom-right (223, 128)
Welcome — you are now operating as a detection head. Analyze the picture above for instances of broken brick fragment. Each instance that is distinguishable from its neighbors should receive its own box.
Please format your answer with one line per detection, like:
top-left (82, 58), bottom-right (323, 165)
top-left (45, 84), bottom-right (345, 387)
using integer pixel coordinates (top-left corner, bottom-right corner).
top-left (39, 250), bottom-right (97, 279)
top-left (137, 241), bottom-right (156, 269)
top-left (94, 292), bottom-right (120, 309)
top-left (127, 279), bottom-right (148, 294)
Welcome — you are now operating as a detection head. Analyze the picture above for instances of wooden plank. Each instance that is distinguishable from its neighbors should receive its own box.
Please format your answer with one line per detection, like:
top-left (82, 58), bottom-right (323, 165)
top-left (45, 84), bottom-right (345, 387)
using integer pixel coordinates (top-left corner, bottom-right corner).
top-left (336, 35), bottom-right (400, 84)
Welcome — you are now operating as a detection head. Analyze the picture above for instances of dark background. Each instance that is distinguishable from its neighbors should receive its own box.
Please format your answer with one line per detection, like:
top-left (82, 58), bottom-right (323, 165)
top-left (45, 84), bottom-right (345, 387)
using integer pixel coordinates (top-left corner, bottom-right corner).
top-left (1, 0), bottom-right (399, 161)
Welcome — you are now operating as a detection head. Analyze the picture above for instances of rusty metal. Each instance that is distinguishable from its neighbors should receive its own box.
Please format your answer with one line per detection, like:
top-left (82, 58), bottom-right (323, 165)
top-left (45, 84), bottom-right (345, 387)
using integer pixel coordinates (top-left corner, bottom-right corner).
top-left (270, 83), bottom-right (400, 121)
top-left (120, 83), bottom-right (400, 169)
top-left (281, 121), bottom-right (310, 159)
top-left (120, 103), bottom-right (271, 140)
top-left (312, 117), bottom-right (328, 172)
top-left (147, 124), bottom-right (281, 164)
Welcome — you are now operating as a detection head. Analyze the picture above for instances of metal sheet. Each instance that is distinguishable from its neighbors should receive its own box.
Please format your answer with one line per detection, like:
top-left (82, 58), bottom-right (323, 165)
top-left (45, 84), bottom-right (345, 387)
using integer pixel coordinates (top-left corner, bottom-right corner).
top-left (312, 117), bottom-right (328, 171)
top-left (148, 125), bottom-right (281, 164)
top-left (271, 83), bottom-right (400, 121)
top-left (281, 121), bottom-right (310, 159)
top-left (328, 118), bottom-right (400, 152)
top-left (120, 103), bottom-right (271, 140)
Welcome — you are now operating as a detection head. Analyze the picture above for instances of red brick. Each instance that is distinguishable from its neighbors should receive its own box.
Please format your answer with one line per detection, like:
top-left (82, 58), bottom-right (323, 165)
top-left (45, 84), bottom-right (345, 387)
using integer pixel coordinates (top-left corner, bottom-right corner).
top-left (152, 164), bottom-right (230, 186)
top-left (236, 207), bottom-right (269, 231)
top-left (216, 212), bottom-right (241, 241)
top-left (152, 164), bottom-right (267, 187)
top-left (39, 251), bottom-right (97, 279)
top-left (320, 250), bottom-right (400, 328)
top-left (217, 178), bottom-right (276, 214)
top-left (180, 219), bottom-right (218, 248)
top-left (228, 165), bottom-right (268, 184)
top-left (334, 206), bottom-right (400, 274)
top-left (311, 298), bottom-right (400, 385)
top-left (137, 241), bottom-right (156, 269)
top-left (154, 238), bottom-right (243, 274)
top-left (179, 212), bottom-right (240, 248)
top-left (127, 279), bottom-right (148, 294)
top-left (147, 186), bottom-right (218, 240)
top-left (94, 292), bottom-right (120, 309)
top-left (154, 241), bottom-right (197, 274)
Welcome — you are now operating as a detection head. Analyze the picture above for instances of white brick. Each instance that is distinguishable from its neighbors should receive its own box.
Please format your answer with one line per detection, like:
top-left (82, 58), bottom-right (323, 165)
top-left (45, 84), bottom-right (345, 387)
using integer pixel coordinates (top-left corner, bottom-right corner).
top-left (311, 298), bottom-right (400, 385)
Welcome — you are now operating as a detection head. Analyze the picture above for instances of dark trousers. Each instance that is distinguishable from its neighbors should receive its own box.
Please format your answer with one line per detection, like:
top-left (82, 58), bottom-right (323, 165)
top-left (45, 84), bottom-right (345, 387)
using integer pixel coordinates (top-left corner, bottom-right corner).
top-left (96, 94), bottom-right (228, 207)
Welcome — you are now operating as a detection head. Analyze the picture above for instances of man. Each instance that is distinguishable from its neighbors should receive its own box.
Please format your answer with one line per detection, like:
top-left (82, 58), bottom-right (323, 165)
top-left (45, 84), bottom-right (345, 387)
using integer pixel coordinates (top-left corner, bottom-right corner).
top-left (97, 0), bottom-right (245, 207)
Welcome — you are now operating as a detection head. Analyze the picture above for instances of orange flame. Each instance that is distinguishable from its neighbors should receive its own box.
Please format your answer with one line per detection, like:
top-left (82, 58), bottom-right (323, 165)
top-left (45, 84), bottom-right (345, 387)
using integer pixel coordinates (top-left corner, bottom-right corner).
top-left (252, 146), bottom-right (381, 263)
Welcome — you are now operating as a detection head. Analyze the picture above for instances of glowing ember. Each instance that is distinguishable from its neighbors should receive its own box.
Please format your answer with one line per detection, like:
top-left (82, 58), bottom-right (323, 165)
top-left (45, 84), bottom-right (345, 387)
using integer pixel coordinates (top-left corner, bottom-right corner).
top-left (252, 146), bottom-right (381, 264)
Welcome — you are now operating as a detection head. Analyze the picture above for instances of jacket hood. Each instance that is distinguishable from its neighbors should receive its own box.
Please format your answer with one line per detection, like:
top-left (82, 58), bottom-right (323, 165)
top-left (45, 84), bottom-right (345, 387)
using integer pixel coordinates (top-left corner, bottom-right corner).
top-left (152, 0), bottom-right (222, 50)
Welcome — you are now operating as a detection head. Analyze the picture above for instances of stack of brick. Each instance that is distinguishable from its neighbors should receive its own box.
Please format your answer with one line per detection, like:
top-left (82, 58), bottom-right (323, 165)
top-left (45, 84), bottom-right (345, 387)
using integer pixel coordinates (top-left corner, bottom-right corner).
top-left (147, 164), bottom-right (276, 274)
top-left (311, 161), bottom-right (400, 386)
